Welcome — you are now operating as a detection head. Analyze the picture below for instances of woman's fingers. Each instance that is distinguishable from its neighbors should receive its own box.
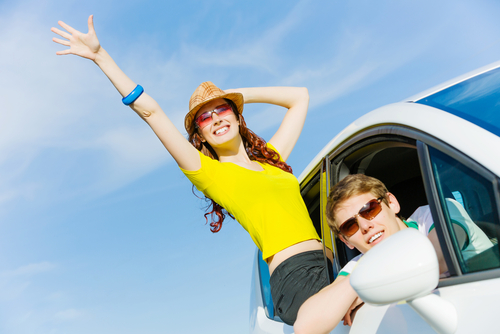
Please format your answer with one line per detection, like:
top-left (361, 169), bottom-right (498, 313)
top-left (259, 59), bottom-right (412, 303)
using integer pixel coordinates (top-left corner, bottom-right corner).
top-left (50, 27), bottom-right (71, 40)
top-left (57, 20), bottom-right (77, 34)
top-left (55, 49), bottom-right (72, 56)
top-left (87, 14), bottom-right (95, 33)
top-left (52, 37), bottom-right (70, 47)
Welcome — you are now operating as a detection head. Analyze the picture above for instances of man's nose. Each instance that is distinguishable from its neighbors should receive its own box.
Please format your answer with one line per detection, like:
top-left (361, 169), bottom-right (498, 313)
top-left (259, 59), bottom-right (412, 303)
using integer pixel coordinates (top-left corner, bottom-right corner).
top-left (358, 217), bottom-right (374, 233)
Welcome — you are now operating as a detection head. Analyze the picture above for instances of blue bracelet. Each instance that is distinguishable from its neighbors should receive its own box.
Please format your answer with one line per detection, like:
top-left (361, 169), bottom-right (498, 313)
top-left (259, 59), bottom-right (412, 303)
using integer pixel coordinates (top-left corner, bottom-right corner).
top-left (122, 85), bottom-right (144, 105)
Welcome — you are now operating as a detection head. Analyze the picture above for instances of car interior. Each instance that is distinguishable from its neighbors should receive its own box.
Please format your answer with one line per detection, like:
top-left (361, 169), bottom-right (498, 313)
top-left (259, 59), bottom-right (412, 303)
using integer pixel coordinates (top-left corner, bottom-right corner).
top-left (301, 135), bottom-right (429, 269)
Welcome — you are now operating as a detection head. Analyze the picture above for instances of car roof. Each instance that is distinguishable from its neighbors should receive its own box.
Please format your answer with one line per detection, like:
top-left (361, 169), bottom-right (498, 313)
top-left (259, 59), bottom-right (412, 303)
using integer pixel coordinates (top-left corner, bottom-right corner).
top-left (404, 60), bottom-right (500, 103)
top-left (299, 61), bottom-right (500, 183)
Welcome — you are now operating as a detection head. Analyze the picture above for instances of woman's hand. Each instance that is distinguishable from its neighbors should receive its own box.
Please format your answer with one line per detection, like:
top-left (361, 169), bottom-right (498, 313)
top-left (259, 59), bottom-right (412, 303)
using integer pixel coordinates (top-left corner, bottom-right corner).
top-left (51, 15), bottom-right (101, 61)
top-left (50, 15), bottom-right (200, 171)
top-left (223, 86), bottom-right (309, 162)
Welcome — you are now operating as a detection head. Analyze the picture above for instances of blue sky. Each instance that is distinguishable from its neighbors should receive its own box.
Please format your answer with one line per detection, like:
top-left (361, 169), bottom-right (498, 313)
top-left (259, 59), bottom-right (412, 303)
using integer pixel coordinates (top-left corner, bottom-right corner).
top-left (1, 0), bottom-right (500, 333)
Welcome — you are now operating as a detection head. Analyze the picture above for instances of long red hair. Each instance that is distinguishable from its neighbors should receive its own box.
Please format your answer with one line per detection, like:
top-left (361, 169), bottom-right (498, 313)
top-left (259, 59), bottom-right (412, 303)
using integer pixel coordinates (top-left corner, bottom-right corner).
top-left (188, 99), bottom-right (293, 232)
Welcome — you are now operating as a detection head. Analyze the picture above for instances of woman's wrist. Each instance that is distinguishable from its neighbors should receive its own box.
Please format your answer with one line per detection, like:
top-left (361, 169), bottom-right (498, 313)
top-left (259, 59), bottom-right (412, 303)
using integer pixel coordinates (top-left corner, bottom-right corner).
top-left (93, 47), bottom-right (109, 66)
top-left (235, 87), bottom-right (307, 107)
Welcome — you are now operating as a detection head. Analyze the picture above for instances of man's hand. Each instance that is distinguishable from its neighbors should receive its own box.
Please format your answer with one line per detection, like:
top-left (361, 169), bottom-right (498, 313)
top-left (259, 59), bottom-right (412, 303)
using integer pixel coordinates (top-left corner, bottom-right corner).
top-left (342, 296), bottom-right (364, 326)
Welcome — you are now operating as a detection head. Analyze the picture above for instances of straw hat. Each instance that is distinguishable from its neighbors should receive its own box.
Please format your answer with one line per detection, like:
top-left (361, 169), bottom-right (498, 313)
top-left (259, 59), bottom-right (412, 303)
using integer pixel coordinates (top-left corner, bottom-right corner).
top-left (185, 81), bottom-right (244, 131)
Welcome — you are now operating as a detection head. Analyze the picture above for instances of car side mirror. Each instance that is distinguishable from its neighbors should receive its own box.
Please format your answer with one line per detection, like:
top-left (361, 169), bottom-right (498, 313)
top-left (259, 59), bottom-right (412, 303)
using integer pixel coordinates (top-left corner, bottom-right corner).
top-left (350, 228), bottom-right (457, 334)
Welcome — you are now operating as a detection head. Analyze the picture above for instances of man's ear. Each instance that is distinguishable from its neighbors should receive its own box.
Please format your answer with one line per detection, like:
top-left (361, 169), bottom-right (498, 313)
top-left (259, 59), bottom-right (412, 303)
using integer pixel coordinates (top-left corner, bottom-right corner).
top-left (338, 234), bottom-right (355, 250)
top-left (387, 192), bottom-right (401, 215)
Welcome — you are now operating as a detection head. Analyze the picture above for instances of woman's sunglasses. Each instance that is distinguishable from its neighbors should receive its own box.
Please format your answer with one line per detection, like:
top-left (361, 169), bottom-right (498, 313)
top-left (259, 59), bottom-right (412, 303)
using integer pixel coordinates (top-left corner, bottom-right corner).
top-left (194, 103), bottom-right (233, 129)
top-left (339, 197), bottom-right (384, 237)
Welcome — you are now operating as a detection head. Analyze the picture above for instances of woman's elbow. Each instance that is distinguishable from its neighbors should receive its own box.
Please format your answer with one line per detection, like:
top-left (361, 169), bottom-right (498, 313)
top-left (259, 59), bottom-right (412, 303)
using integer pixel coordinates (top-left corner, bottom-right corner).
top-left (299, 87), bottom-right (309, 103)
top-left (133, 103), bottom-right (161, 120)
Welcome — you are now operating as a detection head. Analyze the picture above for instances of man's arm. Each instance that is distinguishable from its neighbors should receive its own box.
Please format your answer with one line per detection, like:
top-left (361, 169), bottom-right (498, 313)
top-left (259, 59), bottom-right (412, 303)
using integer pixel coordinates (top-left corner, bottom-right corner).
top-left (294, 276), bottom-right (358, 334)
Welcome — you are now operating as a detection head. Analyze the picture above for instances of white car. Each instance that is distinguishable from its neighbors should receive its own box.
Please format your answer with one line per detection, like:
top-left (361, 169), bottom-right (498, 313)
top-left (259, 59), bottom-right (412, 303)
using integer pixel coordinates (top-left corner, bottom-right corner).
top-left (249, 60), bottom-right (500, 334)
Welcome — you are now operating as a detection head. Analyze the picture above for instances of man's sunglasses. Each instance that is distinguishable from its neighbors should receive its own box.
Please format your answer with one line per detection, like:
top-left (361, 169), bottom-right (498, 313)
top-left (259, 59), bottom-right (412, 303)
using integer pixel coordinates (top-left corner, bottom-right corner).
top-left (194, 103), bottom-right (233, 129)
top-left (339, 197), bottom-right (384, 237)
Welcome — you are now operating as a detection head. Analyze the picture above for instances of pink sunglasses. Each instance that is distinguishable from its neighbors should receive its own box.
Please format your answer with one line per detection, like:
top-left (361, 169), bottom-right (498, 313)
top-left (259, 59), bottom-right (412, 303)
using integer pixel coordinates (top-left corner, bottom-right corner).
top-left (195, 103), bottom-right (234, 129)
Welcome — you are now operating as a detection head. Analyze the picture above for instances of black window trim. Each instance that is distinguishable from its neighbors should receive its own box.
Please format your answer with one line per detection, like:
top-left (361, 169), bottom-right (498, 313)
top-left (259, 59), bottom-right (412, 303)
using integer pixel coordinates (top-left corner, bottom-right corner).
top-left (321, 157), bottom-right (340, 280)
top-left (417, 141), bottom-right (461, 277)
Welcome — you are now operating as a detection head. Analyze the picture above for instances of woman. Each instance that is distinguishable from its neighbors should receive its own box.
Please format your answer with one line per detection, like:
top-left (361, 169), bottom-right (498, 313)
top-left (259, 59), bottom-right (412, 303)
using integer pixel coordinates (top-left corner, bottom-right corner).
top-left (51, 15), bottom-right (331, 325)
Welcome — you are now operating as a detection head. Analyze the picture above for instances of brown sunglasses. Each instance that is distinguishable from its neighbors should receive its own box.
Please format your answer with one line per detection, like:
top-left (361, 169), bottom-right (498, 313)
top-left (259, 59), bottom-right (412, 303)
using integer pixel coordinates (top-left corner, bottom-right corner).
top-left (339, 197), bottom-right (384, 237)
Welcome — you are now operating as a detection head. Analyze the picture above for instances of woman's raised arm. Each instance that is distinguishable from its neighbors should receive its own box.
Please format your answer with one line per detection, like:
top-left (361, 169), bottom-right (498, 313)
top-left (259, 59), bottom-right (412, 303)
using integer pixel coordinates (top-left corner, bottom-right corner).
top-left (225, 86), bottom-right (309, 162)
top-left (51, 15), bottom-right (201, 171)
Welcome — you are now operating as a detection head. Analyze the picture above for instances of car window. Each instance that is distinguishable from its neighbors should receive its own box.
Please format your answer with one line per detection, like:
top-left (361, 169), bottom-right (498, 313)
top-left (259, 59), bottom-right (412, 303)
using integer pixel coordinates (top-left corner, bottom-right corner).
top-left (428, 146), bottom-right (500, 274)
top-left (328, 136), bottom-right (424, 268)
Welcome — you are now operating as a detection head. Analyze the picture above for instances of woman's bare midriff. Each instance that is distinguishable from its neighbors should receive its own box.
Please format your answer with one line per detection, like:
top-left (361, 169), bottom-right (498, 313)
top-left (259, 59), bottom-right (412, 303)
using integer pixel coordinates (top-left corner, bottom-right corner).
top-left (267, 239), bottom-right (324, 276)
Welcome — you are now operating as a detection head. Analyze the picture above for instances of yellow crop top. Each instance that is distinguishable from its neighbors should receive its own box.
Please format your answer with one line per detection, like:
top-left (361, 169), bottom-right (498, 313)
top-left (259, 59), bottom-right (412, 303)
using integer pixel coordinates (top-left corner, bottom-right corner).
top-left (180, 144), bottom-right (320, 260)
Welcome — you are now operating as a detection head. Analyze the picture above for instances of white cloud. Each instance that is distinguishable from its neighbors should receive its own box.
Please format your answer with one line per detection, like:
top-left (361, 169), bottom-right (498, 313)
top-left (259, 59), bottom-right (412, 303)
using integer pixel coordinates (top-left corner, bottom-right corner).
top-left (176, 0), bottom-right (311, 74)
top-left (0, 262), bottom-right (56, 279)
top-left (54, 308), bottom-right (85, 321)
top-left (80, 126), bottom-right (170, 195)
top-left (0, 262), bottom-right (56, 301)
top-left (0, 281), bottom-right (31, 301)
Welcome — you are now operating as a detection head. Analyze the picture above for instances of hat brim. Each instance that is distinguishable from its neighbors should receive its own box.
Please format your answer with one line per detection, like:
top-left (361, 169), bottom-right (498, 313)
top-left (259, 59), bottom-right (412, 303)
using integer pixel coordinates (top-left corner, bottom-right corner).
top-left (184, 92), bottom-right (244, 132)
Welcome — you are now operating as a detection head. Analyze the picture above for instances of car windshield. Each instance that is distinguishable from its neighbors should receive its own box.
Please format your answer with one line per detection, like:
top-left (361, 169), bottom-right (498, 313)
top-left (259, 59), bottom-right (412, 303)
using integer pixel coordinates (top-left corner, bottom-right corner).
top-left (416, 66), bottom-right (500, 137)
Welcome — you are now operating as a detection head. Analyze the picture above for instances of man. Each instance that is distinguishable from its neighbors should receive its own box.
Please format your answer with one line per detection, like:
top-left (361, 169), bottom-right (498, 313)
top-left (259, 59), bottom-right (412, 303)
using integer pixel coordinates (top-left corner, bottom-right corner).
top-left (294, 174), bottom-right (492, 334)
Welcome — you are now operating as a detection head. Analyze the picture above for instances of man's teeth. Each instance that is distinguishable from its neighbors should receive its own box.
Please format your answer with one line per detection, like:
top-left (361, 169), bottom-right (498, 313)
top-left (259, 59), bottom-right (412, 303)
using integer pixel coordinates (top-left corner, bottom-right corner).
top-left (369, 232), bottom-right (383, 244)
top-left (215, 127), bottom-right (228, 135)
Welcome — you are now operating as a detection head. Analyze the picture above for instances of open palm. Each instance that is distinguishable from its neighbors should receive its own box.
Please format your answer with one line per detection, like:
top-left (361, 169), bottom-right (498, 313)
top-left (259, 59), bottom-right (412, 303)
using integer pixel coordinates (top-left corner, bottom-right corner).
top-left (51, 15), bottom-right (100, 60)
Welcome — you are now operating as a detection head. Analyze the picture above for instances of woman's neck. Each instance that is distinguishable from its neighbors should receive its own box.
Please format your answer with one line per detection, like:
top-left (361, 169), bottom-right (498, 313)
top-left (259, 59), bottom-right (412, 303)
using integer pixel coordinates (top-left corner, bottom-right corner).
top-left (216, 140), bottom-right (252, 164)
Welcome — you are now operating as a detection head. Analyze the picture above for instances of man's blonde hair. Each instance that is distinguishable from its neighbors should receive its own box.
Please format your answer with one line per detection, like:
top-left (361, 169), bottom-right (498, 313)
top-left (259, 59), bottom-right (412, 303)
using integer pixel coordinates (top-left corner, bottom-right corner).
top-left (326, 174), bottom-right (389, 235)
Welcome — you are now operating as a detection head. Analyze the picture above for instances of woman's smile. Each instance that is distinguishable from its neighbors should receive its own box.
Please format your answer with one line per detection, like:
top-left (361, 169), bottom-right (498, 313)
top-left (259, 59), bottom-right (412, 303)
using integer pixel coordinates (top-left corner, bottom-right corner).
top-left (214, 125), bottom-right (230, 136)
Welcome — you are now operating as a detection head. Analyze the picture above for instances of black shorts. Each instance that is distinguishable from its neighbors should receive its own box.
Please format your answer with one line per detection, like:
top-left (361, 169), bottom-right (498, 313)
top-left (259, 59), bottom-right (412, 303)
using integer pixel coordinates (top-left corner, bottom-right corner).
top-left (269, 250), bottom-right (333, 326)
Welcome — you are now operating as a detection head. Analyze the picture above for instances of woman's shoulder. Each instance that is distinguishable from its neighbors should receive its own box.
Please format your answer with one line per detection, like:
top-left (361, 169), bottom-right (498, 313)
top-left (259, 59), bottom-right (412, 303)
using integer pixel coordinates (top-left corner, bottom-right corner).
top-left (179, 149), bottom-right (219, 174)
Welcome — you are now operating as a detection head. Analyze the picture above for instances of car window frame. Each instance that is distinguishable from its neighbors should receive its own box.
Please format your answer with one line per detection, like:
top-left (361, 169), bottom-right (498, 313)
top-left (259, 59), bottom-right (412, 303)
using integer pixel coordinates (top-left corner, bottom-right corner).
top-left (319, 123), bottom-right (500, 287)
